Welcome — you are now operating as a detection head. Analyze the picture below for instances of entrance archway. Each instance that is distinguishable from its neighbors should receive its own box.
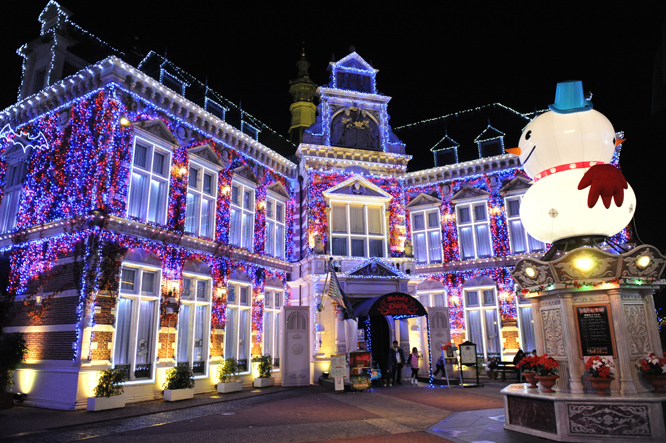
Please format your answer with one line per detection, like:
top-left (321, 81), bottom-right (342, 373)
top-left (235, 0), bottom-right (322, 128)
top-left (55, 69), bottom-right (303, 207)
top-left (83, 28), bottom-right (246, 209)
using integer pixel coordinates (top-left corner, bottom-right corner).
top-left (353, 292), bottom-right (432, 383)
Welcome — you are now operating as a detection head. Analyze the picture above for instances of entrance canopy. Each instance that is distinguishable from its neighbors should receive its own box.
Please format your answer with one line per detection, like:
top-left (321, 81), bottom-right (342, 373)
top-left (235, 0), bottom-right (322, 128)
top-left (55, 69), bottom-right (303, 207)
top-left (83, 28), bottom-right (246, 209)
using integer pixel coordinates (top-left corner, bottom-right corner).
top-left (353, 292), bottom-right (428, 318)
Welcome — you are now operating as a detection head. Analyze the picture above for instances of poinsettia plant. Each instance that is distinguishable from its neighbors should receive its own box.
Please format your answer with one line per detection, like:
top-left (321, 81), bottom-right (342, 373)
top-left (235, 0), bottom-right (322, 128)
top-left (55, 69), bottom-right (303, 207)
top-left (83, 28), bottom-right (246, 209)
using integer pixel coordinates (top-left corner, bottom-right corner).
top-left (534, 354), bottom-right (559, 376)
top-left (516, 355), bottom-right (537, 372)
top-left (637, 352), bottom-right (666, 376)
top-left (585, 355), bottom-right (615, 378)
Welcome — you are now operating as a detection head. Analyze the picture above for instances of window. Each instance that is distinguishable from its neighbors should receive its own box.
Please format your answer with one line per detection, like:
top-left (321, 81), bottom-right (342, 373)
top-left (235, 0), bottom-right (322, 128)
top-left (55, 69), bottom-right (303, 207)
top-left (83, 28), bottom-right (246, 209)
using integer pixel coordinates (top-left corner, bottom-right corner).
top-left (225, 282), bottom-right (252, 372)
top-left (265, 196), bottom-right (286, 259)
top-left (418, 290), bottom-right (446, 308)
top-left (411, 209), bottom-right (442, 264)
top-left (0, 162), bottom-right (27, 233)
top-left (185, 162), bottom-right (217, 238)
top-left (229, 181), bottom-right (255, 250)
top-left (205, 97), bottom-right (226, 120)
top-left (330, 202), bottom-right (385, 258)
top-left (463, 287), bottom-right (501, 360)
top-left (505, 196), bottom-right (546, 254)
top-left (241, 121), bottom-right (260, 140)
top-left (160, 69), bottom-right (186, 95)
top-left (177, 274), bottom-right (212, 375)
top-left (127, 138), bottom-right (172, 225)
top-left (263, 289), bottom-right (282, 368)
top-left (114, 264), bottom-right (161, 381)
top-left (516, 296), bottom-right (536, 354)
top-left (480, 140), bottom-right (502, 157)
top-left (456, 202), bottom-right (492, 260)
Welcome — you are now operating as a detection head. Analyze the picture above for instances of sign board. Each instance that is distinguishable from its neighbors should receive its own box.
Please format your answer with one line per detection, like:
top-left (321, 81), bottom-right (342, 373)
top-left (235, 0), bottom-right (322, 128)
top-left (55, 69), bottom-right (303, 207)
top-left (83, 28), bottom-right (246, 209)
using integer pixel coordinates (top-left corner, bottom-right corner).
top-left (349, 351), bottom-right (371, 368)
top-left (330, 354), bottom-right (347, 377)
top-left (459, 342), bottom-right (477, 365)
top-left (575, 304), bottom-right (616, 357)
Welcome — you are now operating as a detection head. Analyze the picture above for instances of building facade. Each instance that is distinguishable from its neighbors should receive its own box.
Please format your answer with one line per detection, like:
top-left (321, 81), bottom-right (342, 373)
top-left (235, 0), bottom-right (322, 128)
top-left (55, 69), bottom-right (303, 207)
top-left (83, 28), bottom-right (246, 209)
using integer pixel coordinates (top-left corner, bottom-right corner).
top-left (0, 3), bottom-right (630, 409)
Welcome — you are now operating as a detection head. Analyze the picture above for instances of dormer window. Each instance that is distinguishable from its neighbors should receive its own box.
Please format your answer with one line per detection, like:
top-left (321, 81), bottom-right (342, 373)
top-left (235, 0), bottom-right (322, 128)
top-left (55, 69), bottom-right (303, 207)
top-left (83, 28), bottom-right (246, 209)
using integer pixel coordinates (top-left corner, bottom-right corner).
top-left (479, 140), bottom-right (503, 157)
top-left (160, 69), bottom-right (186, 96)
top-left (205, 97), bottom-right (226, 121)
top-left (435, 148), bottom-right (458, 167)
top-left (241, 121), bottom-right (260, 141)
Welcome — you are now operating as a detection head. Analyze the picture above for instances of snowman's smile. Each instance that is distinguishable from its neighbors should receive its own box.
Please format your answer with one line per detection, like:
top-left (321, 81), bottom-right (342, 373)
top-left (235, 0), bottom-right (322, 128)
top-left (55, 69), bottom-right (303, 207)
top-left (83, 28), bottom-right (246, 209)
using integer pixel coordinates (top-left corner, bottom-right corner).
top-left (523, 146), bottom-right (537, 164)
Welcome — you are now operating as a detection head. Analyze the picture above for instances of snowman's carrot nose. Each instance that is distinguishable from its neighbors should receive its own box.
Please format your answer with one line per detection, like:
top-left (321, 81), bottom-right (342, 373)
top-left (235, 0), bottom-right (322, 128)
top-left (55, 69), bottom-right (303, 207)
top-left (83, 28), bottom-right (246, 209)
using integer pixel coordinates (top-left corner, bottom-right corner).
top-left (616, 138), bottom-right (625, 146)
top-left (506, 147), bottom-right (521, 155)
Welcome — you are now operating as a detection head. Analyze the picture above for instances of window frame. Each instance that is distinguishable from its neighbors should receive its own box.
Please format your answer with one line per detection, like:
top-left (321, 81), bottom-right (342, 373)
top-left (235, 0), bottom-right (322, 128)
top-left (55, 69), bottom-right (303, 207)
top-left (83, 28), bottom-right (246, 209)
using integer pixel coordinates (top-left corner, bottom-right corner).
top-left (515, 295), bottom-right (537, 354)
top-left (113, 263), bottom-right (162, 383)
top-left (455, 201), bottom-right (493, 260)
top-left (504, 195), bottom-right (546, 255)
top-left (0, 160), bottom-right (27, 233)
top-left (262, 287), bottom-right (283, 369)
top-left (127, 136), bottom-right (173, 225)
top-left (229, 177), bottom-right (256, 251)
top-left (265, 192), bottom-right (287, 259)
top-left (462, 285), bottom-right (502, 361)
top-left (176, 273), bottom-right (213, 376)
top-left (410, 208), bottom-right (443, 264)
top-left (224, 281), bottom-right (252, 373)
top-left (329, 201), bottom-right (387, 258)
top-left (185, 158), bottom-right (218, 239)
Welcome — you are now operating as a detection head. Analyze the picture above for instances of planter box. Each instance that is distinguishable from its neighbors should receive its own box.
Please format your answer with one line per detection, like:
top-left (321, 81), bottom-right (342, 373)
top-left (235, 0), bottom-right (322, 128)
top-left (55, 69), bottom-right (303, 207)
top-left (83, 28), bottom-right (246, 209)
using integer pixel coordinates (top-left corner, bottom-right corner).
top-left (217, 381), bottom-right (243, 394)
top-left (87, 394), bottom-right (126, 411)
top-left (163, 388), bottom-right (194, 402)
top-left (253, 377), bottom-right (274, 388)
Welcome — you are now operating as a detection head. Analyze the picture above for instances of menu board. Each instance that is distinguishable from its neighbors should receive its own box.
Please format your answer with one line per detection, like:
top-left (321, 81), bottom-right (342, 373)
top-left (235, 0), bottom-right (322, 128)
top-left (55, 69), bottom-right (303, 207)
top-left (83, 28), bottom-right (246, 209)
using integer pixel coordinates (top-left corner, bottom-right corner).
top-left (459, 342), bottom-right (477, 365)
top-left (575, 305), bottom-right (615, 357)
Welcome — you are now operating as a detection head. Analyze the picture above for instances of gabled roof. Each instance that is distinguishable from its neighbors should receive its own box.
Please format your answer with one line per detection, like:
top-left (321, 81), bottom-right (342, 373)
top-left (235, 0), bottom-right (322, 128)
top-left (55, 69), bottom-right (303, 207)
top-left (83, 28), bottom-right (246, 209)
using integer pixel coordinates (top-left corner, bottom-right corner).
top-left (475, 124), bottom-right (505, 143)
top-left (431, 133), bottom-right (459, 152)
top-left (188, 144), bottom-right (225, 169)
top-left (231, 165), bottom-right (258, 184)
top-left (499, 176), bottom-right (532, 195)
top-left (266, 181), bottom-right (290, 199)
top-left (330, 52), bottom-right (378, 74)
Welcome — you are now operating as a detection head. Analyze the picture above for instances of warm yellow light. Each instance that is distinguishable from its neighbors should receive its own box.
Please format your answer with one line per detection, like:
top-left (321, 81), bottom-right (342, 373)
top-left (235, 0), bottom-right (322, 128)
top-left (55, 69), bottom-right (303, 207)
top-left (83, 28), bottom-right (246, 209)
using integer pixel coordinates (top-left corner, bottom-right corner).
top-left (636, 255), bottom-right (651, 269)
top-left (573, 256), bottom-right (595, 272)
top-left (18, 369), bottom-right (37, 393)
top-left (221, 185), bottom-right (231, 195)
top-left (119, 117), bottom-right (131, 127)
top-left (525, 267), bottom-right (536, 278)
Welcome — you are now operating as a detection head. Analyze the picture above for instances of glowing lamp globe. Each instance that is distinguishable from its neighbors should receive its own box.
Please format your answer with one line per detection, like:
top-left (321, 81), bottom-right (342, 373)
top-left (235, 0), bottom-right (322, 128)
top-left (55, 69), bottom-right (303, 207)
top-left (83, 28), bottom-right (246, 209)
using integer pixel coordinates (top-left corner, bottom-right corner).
top-left (514, 81), bottom-right (636, 244)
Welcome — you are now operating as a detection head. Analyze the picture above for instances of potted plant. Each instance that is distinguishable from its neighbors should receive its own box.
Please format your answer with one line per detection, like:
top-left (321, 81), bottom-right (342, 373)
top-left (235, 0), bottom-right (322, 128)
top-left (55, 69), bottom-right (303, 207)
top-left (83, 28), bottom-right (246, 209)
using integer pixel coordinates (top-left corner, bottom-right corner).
top-left (252, 354), bottom-right (274, 388)
top-left (585, 355), bottom-right (615, 396)
top-left (87, 367), bottom-right (127, 411)
top-left (533, 354), bottom-right (559, 393)
top-left (162, 364), bottom-right (195, 401)
top-left (638, 352), bottom-right (666, 393)
top-left (217, 357), bottom-right (242, 394)
top-left (516, 355), bottom-right (538, 388)
top-left (0, 333), bottom-right (28, 409)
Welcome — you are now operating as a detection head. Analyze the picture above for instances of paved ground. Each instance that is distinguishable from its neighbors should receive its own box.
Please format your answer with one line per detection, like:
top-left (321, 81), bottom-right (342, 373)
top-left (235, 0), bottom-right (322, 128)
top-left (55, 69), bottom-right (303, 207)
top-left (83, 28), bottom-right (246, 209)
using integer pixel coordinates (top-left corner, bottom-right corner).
top-left (0, 379), bottom-right (552, 442)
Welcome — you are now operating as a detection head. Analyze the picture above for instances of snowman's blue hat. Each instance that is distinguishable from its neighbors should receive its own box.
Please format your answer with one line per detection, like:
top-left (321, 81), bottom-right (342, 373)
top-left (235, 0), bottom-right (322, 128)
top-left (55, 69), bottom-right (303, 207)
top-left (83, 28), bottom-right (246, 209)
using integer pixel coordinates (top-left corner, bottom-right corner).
top-left (548, 80), bottom-right (593, 113)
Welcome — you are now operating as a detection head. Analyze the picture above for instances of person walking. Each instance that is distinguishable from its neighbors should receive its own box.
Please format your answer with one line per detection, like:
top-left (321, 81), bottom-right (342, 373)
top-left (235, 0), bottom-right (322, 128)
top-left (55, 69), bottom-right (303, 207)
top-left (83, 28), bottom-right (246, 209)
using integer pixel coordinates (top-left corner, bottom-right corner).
top-left (433, 354), bottom-right (445, 378)
top-left (388, 340), bottom-right (405, 386)
top-left (408, 347), bottom-right (420, 384)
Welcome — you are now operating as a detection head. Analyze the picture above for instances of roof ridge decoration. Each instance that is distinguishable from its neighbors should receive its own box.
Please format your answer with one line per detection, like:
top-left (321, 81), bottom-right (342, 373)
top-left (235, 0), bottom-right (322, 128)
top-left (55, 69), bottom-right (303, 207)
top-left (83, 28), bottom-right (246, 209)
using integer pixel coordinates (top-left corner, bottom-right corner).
top-left (475, 124), bottom-right (505, 143)
top-left (451, 185), bottom-right (491, 202)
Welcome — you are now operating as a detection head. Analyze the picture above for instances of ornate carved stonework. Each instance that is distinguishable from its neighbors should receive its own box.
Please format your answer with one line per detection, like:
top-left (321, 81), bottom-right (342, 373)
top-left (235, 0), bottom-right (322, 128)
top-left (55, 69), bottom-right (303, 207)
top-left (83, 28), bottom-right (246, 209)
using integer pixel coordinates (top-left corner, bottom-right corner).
top-left (623, 304), bottom-right (651, 356)
top-left (568, 404), bottom-right (650, 436)
top-left (541, 309), bottom-right (565, 356)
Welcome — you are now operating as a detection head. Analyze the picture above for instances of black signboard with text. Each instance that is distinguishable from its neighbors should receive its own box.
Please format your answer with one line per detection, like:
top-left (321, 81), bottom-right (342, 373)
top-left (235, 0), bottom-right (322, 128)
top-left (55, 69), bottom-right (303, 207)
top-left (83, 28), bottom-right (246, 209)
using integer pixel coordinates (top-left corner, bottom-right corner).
top-left (575, 304), bottom-right (616, 357)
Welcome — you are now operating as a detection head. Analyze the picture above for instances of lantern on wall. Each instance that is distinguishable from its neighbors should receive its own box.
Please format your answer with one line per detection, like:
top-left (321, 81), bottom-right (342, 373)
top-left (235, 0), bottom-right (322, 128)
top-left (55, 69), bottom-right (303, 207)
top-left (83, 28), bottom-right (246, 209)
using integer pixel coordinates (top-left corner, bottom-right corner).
top-left (507, 81), bottom-right (636, 244)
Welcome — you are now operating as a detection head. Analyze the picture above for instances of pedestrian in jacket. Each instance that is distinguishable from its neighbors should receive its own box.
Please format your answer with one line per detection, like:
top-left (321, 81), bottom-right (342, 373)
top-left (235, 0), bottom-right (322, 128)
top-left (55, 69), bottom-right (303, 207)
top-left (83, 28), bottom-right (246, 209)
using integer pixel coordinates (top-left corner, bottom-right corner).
top-left (408, 347), bottom-right (420, 385)
top-left (388, 341), bottom-right (405, 386)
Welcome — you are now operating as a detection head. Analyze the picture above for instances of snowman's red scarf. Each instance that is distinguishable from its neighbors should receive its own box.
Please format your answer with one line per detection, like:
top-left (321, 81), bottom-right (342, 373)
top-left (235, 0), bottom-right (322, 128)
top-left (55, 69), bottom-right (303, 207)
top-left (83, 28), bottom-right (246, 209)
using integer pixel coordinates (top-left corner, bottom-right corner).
top-left (533, 161), bottom-right (603, 182)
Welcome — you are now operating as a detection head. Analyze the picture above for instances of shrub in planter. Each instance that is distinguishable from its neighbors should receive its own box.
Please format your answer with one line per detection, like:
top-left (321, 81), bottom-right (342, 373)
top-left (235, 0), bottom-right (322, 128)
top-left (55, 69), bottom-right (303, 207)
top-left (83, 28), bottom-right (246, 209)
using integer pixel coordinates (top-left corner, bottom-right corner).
top-left (252, 354), bottom-right (274, 387)
top-left (87, 367), bottom-right (127, 411)
top-left (0, 333), bottom-right (28, 409)
top-left (163, 364), bottom-right (195, 401)
top-left (217, 357), bottom-right (242, 393)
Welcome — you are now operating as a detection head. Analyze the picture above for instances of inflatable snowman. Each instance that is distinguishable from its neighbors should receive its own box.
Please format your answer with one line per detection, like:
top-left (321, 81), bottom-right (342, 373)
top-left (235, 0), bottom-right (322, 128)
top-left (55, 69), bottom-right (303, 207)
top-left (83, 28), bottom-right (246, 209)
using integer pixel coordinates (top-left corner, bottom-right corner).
top-left (507, 81), bottom-right (636, 244)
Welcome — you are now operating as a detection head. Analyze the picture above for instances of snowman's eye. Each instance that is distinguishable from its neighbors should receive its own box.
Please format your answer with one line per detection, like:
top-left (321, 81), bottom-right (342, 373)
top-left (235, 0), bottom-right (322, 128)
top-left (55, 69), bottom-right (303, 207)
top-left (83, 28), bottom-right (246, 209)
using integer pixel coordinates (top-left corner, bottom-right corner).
top-left (612, 138), bottom-right (616, 145)
top-left (525, 130), bottom-right (532, 140)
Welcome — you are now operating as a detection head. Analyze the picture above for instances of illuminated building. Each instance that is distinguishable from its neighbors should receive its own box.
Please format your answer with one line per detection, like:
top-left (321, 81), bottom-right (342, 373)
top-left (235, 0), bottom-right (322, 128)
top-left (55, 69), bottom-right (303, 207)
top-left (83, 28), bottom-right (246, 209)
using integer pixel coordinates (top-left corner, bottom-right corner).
top-left (0, 2), bottom-right (631, 409)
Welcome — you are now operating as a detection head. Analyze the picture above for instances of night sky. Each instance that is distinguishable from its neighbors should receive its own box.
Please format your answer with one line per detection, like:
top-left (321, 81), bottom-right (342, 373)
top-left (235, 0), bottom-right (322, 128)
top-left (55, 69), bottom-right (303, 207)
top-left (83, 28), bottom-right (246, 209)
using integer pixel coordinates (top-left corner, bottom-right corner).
top-left (1, 2), bottom-right (666, 248)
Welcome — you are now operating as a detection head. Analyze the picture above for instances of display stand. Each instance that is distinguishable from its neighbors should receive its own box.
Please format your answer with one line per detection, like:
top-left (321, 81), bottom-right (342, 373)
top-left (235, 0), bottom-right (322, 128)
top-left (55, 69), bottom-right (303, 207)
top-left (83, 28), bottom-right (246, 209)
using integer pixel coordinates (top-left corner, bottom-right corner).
top-left (349, 351), bottom-right (372, 391)
top-left (437, 344), bottom-right (457, 388)
top-left (330, 354), bottom-right (347, 392)
top-left (458, 341), bottom-right (481, 387)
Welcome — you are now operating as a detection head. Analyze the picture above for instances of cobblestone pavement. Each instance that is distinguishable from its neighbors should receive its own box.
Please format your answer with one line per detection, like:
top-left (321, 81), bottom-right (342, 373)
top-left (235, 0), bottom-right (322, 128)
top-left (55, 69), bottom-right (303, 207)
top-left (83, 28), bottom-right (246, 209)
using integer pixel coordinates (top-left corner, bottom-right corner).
top-left (0, 381), bottom-right (549, 442)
